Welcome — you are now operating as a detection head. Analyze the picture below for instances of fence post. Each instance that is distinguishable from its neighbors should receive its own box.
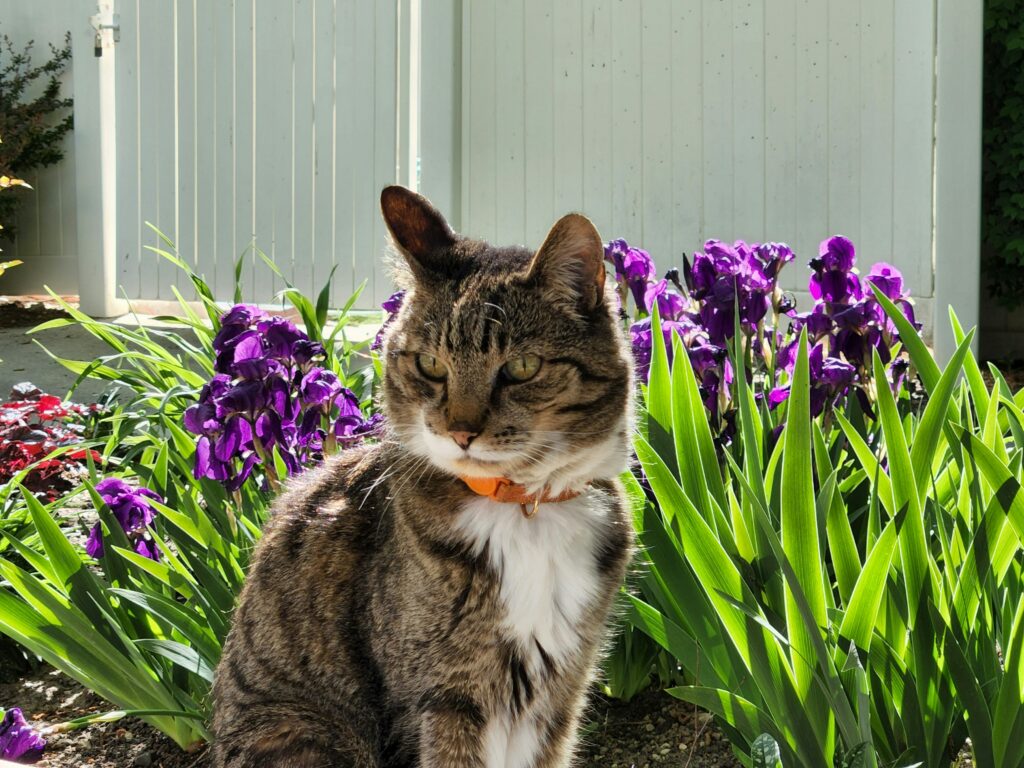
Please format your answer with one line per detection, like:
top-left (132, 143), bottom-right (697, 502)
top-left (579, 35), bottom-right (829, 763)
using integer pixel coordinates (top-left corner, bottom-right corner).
top-left (72, 0), bottom-right (125, 317)
top-left (933, 0), bottom-right (982, 362)
top-left (418, 0), bottom-right (462, 227)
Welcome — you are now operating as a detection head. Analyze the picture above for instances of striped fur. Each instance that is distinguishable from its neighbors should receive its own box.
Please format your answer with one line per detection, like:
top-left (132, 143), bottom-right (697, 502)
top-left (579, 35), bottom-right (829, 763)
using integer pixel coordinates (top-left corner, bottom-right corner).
top-left (211, 187), bottom-right (634, 767)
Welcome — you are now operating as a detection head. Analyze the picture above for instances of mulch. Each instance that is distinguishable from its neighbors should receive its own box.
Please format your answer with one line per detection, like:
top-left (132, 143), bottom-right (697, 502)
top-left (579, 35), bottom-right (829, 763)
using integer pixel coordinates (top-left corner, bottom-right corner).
top-left (0, 298), bottom-right (71, 330)
top-left (1, 667), bottom-right (739, 767)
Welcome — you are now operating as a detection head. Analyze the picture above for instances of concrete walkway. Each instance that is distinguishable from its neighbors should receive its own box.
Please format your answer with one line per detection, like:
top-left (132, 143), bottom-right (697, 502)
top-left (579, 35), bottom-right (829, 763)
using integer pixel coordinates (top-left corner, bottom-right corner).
top-left (1, 324), bottom-right (114, 401)
top-left (0, 311), bottom-right (382, 403)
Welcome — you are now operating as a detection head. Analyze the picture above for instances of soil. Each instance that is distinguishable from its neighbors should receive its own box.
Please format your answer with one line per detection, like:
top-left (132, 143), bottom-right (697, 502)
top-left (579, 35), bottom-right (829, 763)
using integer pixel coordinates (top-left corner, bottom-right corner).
top-left (982, 359), bottom-right (1024, 393)
top-left (1, 668), bottom-right (739, 768)
top-left (0, 668), bottom-right (205, 768)
top-left (577, 690), bottom-right (741, 767)
top-left (0, 298), bottom-right (71, 330)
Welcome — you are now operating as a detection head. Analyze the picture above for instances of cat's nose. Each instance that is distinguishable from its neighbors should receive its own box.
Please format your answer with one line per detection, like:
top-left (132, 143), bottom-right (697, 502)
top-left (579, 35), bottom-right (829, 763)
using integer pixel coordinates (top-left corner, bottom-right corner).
top-left (448, 424), bottom-right (480, 450)
top-left (450, 430), bottom-right (477, 448)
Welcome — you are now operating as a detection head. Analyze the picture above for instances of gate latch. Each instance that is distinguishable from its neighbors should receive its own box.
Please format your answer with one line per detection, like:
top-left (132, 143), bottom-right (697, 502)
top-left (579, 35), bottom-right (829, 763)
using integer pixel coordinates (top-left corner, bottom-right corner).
top-left (90, 11), bottom-right (121, 57)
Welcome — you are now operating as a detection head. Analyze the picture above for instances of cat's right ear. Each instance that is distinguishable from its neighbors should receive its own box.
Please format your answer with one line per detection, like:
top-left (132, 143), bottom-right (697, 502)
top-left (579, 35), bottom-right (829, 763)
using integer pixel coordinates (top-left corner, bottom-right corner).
top-left (380, 186), bottom-right (456, 277)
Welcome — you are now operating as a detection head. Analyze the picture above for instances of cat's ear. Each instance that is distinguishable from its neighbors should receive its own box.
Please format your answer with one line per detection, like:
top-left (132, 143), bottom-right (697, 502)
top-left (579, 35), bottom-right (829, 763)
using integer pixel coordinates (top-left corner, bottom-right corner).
top-left (380, 186), bottom-right (456, 276)
top-left (527, 213), bottom-right (606, 312)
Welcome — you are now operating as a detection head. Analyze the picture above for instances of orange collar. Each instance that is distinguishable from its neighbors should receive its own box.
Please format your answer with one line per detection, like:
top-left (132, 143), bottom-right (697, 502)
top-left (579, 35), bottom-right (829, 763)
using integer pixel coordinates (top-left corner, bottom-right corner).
top-left (459, 476), bottom-right (584, 518)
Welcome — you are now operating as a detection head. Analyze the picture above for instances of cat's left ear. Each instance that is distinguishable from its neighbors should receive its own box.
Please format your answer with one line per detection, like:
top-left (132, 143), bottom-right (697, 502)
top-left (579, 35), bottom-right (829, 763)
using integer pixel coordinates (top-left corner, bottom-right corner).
top-left (528, 213), bottom-right (606, 312)
top-left (380, 185), bottom-right (457, 277)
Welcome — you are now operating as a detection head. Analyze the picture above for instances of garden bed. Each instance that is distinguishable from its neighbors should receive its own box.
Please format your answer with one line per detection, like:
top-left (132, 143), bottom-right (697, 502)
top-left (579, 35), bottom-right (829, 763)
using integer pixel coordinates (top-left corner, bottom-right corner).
top-left (2, 667), bottom-right (738, 768)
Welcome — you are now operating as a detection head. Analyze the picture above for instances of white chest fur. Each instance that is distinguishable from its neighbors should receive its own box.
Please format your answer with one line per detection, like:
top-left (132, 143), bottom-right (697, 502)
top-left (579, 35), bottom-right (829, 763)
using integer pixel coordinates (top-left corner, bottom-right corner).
top-left (455, 493), bottom-right (608, 672)
top-left (455, 493), bottom-right (609, 768)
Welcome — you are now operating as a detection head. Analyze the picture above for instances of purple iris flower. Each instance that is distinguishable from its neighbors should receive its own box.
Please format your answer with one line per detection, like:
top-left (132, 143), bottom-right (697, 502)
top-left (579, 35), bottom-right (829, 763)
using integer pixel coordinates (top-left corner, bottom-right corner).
top-left (373, 290), bottom-right (407, 350)
top-left (808, 236), bottom-right (864, 304)
top-left (629, 315), bottom-right (709, 384)
top-left (630, 319), bottom-right (655, 381)
top-left (643, 279), bottom-right (687, 321)
top-left (334, 391), bottom-right (384, 444)
top-left (889, 357), bottom-right (911, 393)
top-left (689, 342), bottom-right (732, 418)
top-left (0, 708), bottom-right (45, 763)
top-left (188, 303), bottom-right (383, 488)
top-left (382, 291), bottom-right (405, 315)
top-left (258, 317), bottom-right (306, 359)
top-left (292, 339), bottom-right (325, 366)
top-left (213, 305), bottom-right (267, 352)
top-left (684, 240), bottom-right (773, 342)
top-left (300, 368), bottom-right (342, 408)
top-left (791, 307), bottom-right (833, 340)
top-left (809, 269), bottom-right (863, 304)
top-left (85, 479), bottom-right (163, 562)
top-left (816, 236), bottom-right (857, 272)
top-left (860, 262), bottom-right (921, 337)
top-left (768, 343), bottom-right (856, 417)
top-left (864, 262), bottom-right (903, 301)
top-left (605, 239), bottom-right (656, 308)
top-left (754, 242), bottom-right (795, 279)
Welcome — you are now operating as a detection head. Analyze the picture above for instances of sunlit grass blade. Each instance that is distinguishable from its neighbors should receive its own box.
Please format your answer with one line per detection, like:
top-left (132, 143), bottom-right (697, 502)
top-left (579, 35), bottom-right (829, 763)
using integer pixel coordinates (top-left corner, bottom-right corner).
top-left (909, 333), bottom-right (974, 499)
top-left (993, 598), bottom-right (1024, 767)
top-left (872, 350), bottom-right (933, 625)
top-left (779, 331), bottom-right (828, 713)
top-left (135, 639), bottom-right (215, 683)
top-left (867, 284), bottom-right (939, 392)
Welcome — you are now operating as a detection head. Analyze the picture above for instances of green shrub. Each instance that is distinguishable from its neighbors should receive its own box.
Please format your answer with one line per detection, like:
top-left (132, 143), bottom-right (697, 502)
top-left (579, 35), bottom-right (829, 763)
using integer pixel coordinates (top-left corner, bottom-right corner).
top-left (628, 294), bottom-right (1024, 765)
top-left (0, 236), bottom-right (374, 747)
top-left (983, 0), bottom-right (1024, 308)
top-left (0, 31), bottom-right (73, 240)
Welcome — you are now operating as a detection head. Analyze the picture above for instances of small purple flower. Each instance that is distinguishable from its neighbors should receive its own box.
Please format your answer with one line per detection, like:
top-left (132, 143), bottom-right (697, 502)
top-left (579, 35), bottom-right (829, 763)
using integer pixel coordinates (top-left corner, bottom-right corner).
top-left (84, 524), bottom-right (104, 560)
top-left (292, 339), bottom-right (325, 366)
top-left (334, 390), bottom-right (383, 443)
top-left (809, 269), bottom-right (863, 304)
top-left (300, 369), bottom-right (342, 409)
top-left (689, 342), bottom-right (732, 418)
top-left (768, 343), bottom-right (856, 417)
top-left (605, 239), bottom-right (656, 308)
top-left (629, 315), bottom-right (712, 384)
top-left (815, 236), bottom-right (856, 273)
top-left (373, 290), bottom-right (407, 350)
top-left (257, 317), bottom-right (306, 359)
top-left (630, 319), bottom-right (654, 381)
top-left (790, 307), bottom-right (833, 339)
top-left (754, 242), bottom-right (795, 279)
top-left (684, 240), bottom-right (774, 343)
top-left (808, 236), bottom-right (863, 305)
top-left (864, 262), bottom-right (903, 301)
top-left (183, 401), bottom-right (217, 436)
top-left (889, 357), bottom-right (911, 392)
top-left (212, 304), bottom-right (267, 354)
top-left (86, 480), bottom-right (163, 561)
top-left (0, 708), bottom-right (45, 763)
top-left (382, 291), bottom-right (405, 315)
top-left (643, 279), bottom-right (687, 321)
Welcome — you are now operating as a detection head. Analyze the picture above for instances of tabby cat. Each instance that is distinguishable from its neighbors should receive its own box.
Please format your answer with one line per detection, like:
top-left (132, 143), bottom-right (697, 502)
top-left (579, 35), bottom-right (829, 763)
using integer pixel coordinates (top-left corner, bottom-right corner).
top-left (211, 186), bottom-right (635, 767)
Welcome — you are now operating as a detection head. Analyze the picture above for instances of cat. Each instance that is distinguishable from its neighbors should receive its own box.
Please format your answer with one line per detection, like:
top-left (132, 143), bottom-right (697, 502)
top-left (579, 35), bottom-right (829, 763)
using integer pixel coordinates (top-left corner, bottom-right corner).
top-left (211, 185), bottom-right (635, 767)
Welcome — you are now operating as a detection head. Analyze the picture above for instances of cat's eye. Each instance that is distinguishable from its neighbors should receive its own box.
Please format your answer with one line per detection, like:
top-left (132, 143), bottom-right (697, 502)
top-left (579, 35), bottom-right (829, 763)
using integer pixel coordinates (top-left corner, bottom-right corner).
top-left (415, 353), bottom-right (448, 381)
top-left (502, 354), bottom-right (542, 382)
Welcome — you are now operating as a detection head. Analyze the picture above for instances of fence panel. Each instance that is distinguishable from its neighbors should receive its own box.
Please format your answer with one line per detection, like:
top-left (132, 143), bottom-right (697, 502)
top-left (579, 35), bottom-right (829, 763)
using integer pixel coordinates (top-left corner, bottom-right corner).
top-left (459, 0), bottom-right (938, 312)
top-left (4, 0), bottom-right (979, 342)
top-left (114, 0), bottom-right (400, 307)
top-left (0, 0), bottom-right (79, 296)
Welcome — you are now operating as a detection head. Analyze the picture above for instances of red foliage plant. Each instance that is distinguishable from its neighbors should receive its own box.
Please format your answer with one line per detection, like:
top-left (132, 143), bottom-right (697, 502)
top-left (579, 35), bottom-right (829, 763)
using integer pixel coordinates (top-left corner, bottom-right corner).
top-left (0, 382), bottom-right (101, 501)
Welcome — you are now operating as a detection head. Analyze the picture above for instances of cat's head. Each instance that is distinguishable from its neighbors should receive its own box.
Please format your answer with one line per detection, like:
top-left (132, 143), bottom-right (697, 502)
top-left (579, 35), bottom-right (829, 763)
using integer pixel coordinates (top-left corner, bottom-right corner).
top-left (379, 186), bottom-right (633, 494)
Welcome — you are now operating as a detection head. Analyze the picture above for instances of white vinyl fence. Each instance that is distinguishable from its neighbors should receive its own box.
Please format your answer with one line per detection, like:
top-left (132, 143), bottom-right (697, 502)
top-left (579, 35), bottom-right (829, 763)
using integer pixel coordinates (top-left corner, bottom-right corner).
top-left (112, 0), bottom-right (406, 308)
top-left (4, 0), bottom-right (982, 359)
